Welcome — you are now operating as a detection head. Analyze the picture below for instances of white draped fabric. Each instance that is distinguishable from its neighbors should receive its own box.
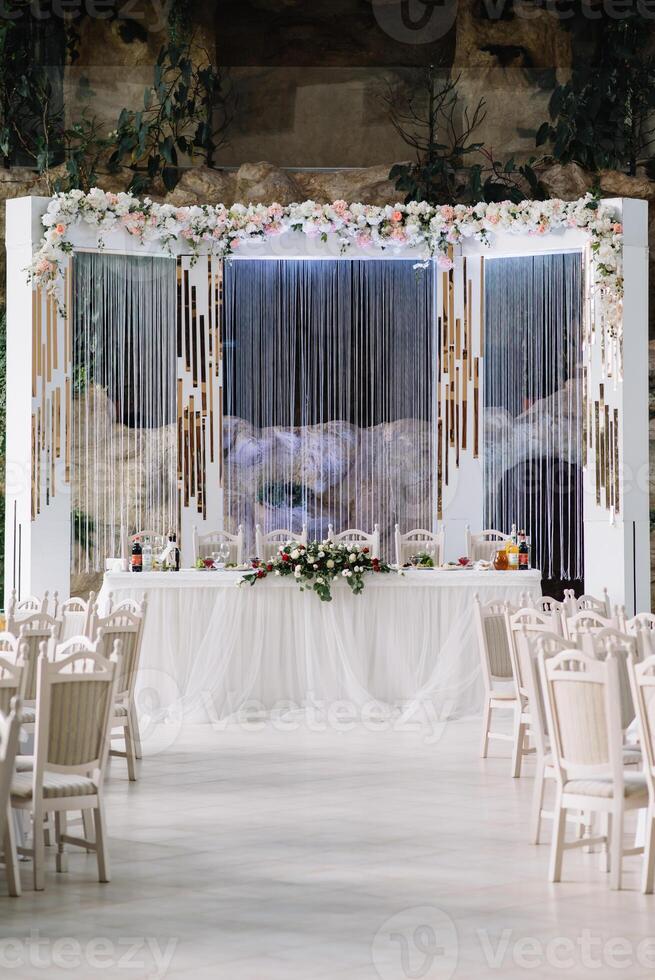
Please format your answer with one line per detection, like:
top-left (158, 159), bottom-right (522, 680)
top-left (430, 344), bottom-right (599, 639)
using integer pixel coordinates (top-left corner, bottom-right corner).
top-left (99, 569), bottom-right (541, 725)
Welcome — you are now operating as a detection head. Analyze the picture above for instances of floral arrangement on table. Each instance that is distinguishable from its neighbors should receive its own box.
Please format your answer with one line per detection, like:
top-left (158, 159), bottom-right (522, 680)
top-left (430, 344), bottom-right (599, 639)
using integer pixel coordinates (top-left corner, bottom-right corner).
top-left (29, 190), bottom-right (623, 331)
top-left (240, 540), bottom-right (391, 602)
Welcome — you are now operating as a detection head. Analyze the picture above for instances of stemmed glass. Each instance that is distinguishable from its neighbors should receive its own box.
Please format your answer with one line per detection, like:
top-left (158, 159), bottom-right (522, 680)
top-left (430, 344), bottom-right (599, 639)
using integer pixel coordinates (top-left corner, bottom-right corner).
top-left (218, 541), bottom-right (230, 567)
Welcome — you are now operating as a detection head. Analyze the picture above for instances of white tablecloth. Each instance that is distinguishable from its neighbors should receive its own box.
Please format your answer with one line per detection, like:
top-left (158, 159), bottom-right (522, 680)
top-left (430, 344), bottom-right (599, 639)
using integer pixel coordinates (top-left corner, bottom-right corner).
top-left (99, 568), bottom-right (541, 725)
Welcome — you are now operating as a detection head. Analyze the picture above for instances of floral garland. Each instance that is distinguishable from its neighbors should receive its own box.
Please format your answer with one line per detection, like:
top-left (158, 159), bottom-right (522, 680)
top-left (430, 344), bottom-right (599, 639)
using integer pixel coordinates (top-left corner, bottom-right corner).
top-left (29, 189), bottom-right (623, 331)
top-left (240, 540), bottom-right (391, 602)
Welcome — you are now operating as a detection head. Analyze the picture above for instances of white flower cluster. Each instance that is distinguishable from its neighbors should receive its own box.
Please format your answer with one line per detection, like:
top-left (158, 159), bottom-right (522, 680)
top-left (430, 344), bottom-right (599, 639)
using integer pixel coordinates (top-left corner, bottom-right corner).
top-left (29, 190), bottom-right (624, 335)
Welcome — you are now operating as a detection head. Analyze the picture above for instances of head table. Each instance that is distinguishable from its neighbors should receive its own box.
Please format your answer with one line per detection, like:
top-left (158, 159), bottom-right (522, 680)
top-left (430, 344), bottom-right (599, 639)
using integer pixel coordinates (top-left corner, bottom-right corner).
top-left (98, 567), bottom-right (540, 726)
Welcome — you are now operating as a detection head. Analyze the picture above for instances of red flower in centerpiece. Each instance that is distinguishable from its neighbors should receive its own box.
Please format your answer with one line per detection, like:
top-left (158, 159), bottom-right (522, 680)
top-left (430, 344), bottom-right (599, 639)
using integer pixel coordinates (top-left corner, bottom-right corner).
top-left (362, 547), bottom-right (369, 554)
top-left (282, 554), bottom-right (291, 562)
top-left (256, 569), bottom-right (265, 579)
top-left (203, 558), bottom-right (214, 568)
top-left (267, 563), bottom-right (273, 571)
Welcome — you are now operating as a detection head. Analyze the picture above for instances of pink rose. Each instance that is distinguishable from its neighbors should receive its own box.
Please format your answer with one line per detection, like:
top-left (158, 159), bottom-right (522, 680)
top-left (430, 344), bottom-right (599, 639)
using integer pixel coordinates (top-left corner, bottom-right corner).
top-left (440, 206), bottom-right (455, 222)
top-left (230, 238), bottom-right (241, 250)
top-left (437, 254), bottom-right (453, 271)
top-left (391, 210), bottom-right (403, 223)
top-left (612, 223), bottom-right (623, 234)
top-left (55, 223), bottom-right (66, 235)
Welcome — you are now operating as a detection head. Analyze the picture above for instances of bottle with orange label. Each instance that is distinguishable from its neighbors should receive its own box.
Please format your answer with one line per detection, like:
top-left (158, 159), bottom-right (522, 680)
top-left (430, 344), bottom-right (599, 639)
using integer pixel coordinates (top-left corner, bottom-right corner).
top-left (518, 529), bottom-right (529, 569)
top-left (505, 523), bottom-right (519, 570)
top-left (131, 536), bottom-right (143, 572)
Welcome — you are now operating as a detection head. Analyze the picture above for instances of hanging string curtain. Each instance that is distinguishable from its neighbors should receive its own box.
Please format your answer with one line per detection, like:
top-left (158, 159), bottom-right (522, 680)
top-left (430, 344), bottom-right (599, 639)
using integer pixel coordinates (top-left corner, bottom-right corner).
top-left (484, 252), bottom-right (583, 583)
top-left (222, 259), bottom-right (436, 559)
top-left (71, 252), bottom-right (177, 583)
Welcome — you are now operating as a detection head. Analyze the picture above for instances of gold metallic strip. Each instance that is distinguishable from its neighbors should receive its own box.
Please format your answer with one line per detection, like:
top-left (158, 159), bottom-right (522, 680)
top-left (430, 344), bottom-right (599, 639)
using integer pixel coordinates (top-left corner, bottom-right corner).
top-left (461, 350), bottom-right (468, 451)
top-left (65, 378), bottom-right (71, 483)
top-left (604, 404), bottom-right (610, 510)
top-left (594, 401), bottom-right (601, 506)
top-left (467, 279), bottom-right (473, 380)
top-left (176, 379), bottom-right (183, 482)
top-left (614, 408), bottom-right (620, 514)
top-left (189, 395), bottom-right (196, 499)
top-left (473, 357), bottom-right (479, 459)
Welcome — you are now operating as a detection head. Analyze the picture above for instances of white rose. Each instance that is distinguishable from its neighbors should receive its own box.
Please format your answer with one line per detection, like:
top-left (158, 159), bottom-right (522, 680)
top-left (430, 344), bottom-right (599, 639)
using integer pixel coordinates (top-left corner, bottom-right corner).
top-left (294, 570), bottom-right (301, 578)
top-left (327, 559), bottom-right (335, 569)
top-left (313, 563), bottom-right (318, 569)
top-left (291, 549), bottom-right (300, 560)
top-left (295, 564), bottom-right (302, 572)
top-left (349, 554), bottom-right (356, 563)
top-left (342, 569), bottom-right (349, 577)
top-left (318, 551), bottom-right (325, 558)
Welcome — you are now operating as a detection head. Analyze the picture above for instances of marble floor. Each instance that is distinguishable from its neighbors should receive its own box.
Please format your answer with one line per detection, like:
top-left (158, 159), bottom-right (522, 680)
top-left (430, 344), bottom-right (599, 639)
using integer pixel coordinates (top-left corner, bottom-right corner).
top-left (1, 715), bottom-right (655, 980)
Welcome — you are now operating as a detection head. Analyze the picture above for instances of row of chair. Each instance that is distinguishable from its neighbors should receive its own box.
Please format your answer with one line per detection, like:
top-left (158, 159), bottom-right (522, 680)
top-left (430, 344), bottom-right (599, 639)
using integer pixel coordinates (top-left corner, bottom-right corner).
top-left (0, 594), bottom-right (147, 895)
top-left (139, 522), bottom-right (517, 567)
top-left (475, 588), bottom-right (655, 891)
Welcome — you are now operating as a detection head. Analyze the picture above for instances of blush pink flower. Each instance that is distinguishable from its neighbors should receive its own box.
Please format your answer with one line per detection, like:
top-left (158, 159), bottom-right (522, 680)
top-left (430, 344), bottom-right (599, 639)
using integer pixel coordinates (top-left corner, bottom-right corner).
top-left (355, 231), bottom-right (372, 248)
top-left (440, 206), bottom-right (455, 222)
top-left (230, 238), bottom-right (241, 250)
top-left (437, 254), bottom-right (453, 271)
top-left (391, 210), bottom-right (403, 223)
top-left (55, 223), bottom-right (66, 235)
top-left (612, 223), bottom-right (623, 234)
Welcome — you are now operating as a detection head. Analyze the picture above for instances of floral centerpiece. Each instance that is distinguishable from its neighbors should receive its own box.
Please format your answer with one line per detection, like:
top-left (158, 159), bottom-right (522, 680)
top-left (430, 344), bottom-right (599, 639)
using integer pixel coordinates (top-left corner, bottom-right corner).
top-left (240, 540), bottom-right (391, 601)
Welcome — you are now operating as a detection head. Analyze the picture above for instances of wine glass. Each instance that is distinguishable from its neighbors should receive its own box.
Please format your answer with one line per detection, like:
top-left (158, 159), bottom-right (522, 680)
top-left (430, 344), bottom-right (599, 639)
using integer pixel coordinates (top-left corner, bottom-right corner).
top-left (218, 541), bottom-right (230, 567)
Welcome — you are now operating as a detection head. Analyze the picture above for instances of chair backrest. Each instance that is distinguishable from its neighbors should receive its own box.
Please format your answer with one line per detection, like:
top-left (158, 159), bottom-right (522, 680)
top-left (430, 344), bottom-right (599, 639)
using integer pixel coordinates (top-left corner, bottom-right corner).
top-left (628, 652), bottom-right (655, 799)
top-left (528, 593), bottom-right (567, 617)
top-left (0, 698), bottom-right (22, 845)
top-left (255, 525), bottom-right (308, 562)
top-left (465, 526), bottom-right (508, 562)
top-left (33, 639), bottom-right (119, 782)
top-left (193, 525), bottom-right (244, 564)
top-left (0, 633), bottom-right (26, 716)
top-left (327, 524), bottom-right (380, 560)
top-left (88, 600), bottom-right (147, 701)
top-left (6, 590), bottom-right (53, 632)
top-left (57, 592), bottom-right (96, 641)
top-left (101, 594), bottom-right (145, 619)
top-left (563, 588), bottom-right (611, 618)
top-left (580, 628), bottom-right (639, 730)
top-left (394, 525), bottom-right (444, 567)
top-left (540, 646), bottom-right (625, 789)
top-left (623, 613), bottom-right (655, 659)
top-left (15, 616), bottom-right (62, 702)
top-left (504, 607), bottom-right (564, 700)
top-left (564, 608), bottom-right (617, 644)
top-left (474, 595), bottom-right (515, 692)
top-left (519, 629), bottom-right (572, 757)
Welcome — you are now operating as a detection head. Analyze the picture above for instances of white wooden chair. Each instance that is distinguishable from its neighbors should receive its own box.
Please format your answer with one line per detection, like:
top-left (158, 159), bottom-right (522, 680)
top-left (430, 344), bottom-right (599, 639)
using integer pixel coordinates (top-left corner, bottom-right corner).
top-left (56, 593), bottom-right (96, 641)
top-left (255, 524), bottom-right (308, 562)
top-left (6, 591), bottom-right (54, 632)
top-left (623, 613), bottom-right (655, 659)
top-left (503, 607), bottom-right (562, 778)
top-left (474, 595), bottom-right (523, 770)
top-left (564, 608), bottom-right (618, 644)
top-left (520, 629), bottom-right (573, 844)
top-left (394, 525), bottom-right (444, 567)
top-left (11, 616), bottom-right (62, 733)
top-left (465, 526), bottom-right (508, 561)
top-left (87, 601), bottom-right (147, 779)
top-left (564, 588), bottom-right (611, 619)
top-left (193, 525), bottom-right (244, 565)
top-left (10, 636), bottom-right (120, 890)
top-left (540, 644), bottom-right (648, 889)
top-left (101, 594), bottom-right (145, 618)
top-left (528, 593), bottom-right (567, 619)
top-left (0, 698), bottom-right (22, 898)
top-left (327, 524), bottom-right (380, 559)
top-left (627, 652), bottom-right (655, 892)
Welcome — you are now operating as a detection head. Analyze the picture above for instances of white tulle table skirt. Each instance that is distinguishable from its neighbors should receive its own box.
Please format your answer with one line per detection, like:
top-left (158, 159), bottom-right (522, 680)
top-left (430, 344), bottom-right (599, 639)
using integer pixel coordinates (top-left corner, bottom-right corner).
top-left (99, 568), bottom-right (541, 724)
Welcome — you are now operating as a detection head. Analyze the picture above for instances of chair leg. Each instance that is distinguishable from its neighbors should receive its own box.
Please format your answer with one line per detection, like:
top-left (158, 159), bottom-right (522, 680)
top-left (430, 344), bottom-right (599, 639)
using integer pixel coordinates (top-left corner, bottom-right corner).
top-left (93, 802), bottom-right (110, 884)
top-left (129, 701), bottom-right (142, 760)
top-left (32, 805), bottom-right (45, 891)
top-left (610, 806), bottom-right (624, 891)
top-left (124, 720), bottom-right (137, 783)
top-left (511, 709), bottom-right (526, 779)
top-left (642, 807), bottom-right (655, 895)
top-left (530, 756), bottom-right (546, 844)
top-left (480, 701), bottom-right (491, 758)
top-left (55, 812), bottom-right (68, 873)
top-left (82, 809), bottom-right (95, 851)
top-left (549, 794), bottom-right (567, 883)
top-left (3, 811), bottom-right (21, 897)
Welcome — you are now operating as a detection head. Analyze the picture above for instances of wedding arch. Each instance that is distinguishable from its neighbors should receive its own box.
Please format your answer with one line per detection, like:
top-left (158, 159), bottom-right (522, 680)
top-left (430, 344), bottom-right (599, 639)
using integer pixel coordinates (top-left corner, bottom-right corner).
top-left (5, 191), bottom-right (649, 611)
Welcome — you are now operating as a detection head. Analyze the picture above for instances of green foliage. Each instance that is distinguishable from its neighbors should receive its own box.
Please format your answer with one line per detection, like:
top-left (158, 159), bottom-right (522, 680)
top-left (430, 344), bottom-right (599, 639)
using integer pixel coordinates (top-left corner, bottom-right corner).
top-left (387, 69), bottom-right (547, 205)
top-left (536, 16), bottom-right (655, 175)
top-left (108, 40), bottom-right (235, 193)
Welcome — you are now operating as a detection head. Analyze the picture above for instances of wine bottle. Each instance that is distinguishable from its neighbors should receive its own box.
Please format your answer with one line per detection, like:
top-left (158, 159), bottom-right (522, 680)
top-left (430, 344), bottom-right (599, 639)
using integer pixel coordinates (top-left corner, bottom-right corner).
top-left (131, 536), bottom-right (142, 572)
top-left (168, 531), bottom-right (180, 571)
top-left (519, 530), bottom-right (529, 570)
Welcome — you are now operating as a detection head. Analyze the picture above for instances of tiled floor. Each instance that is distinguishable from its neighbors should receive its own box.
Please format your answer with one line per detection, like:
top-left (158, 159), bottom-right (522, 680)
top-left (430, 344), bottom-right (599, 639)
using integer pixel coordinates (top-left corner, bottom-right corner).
top-left (2, 716), bottom-right (655, 979)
